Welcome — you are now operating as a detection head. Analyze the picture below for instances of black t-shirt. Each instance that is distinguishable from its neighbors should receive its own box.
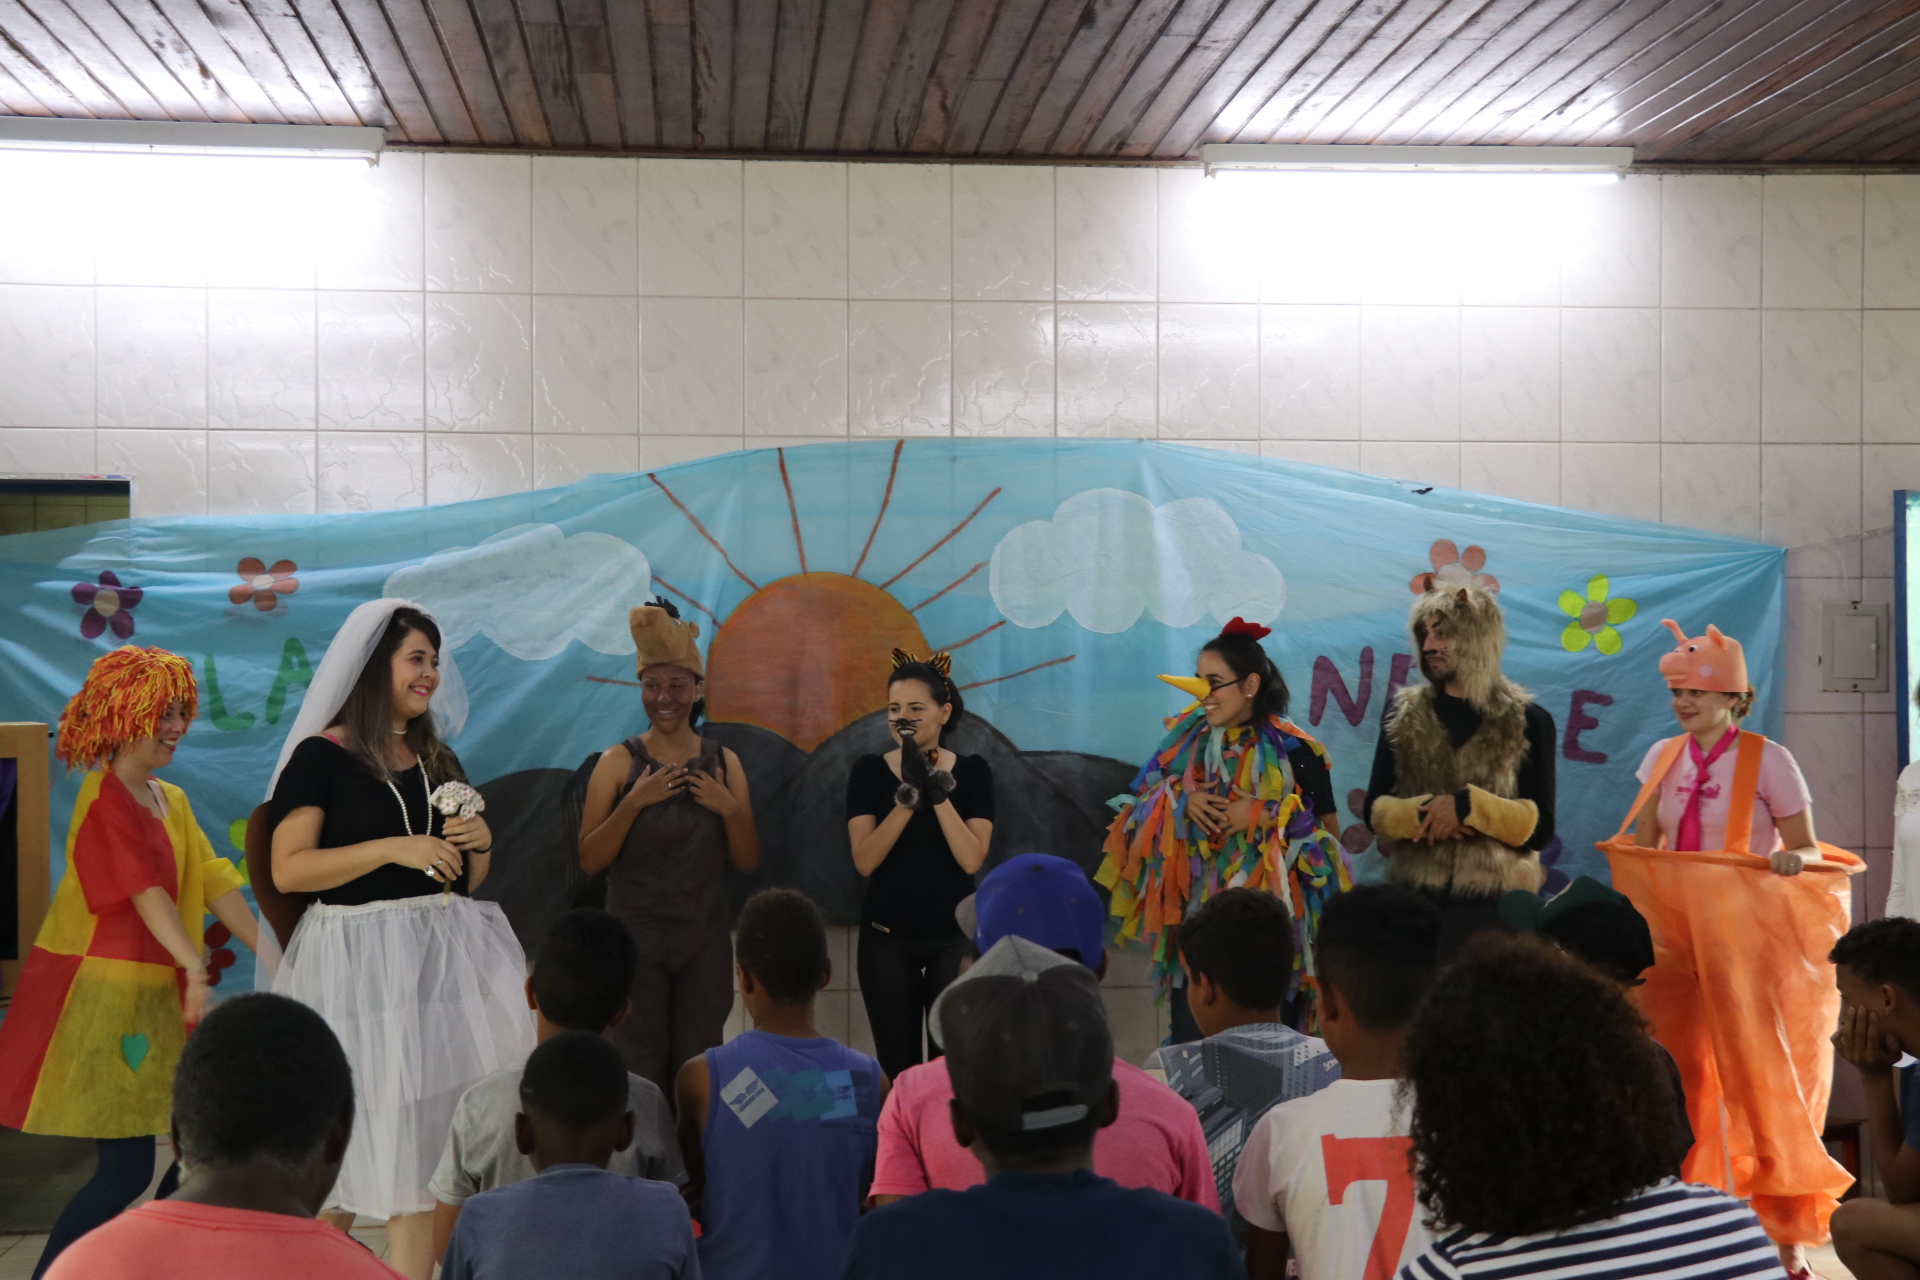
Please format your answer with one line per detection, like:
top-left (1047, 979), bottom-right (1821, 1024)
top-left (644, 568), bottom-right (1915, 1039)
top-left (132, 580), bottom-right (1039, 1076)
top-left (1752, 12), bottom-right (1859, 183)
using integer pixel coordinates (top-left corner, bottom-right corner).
top-left (847, 753), bottom-right (994, 937)
top-left (269, 735), bottom-right (469, 905)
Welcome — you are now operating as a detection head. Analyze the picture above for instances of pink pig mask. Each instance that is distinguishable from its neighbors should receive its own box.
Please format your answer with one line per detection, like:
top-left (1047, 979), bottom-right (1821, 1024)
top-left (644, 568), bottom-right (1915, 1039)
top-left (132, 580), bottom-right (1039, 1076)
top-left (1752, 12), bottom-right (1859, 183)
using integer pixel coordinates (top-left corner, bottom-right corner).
top-left (1657, 619), bottom-right (1750, 694)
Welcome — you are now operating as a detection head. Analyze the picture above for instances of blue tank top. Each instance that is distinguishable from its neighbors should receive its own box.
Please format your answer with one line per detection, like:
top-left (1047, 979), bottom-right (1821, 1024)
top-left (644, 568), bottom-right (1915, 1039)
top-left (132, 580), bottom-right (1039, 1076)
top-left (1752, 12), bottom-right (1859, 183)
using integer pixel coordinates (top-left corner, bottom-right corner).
top-left (697, 1029), bottom-right (884, 1280)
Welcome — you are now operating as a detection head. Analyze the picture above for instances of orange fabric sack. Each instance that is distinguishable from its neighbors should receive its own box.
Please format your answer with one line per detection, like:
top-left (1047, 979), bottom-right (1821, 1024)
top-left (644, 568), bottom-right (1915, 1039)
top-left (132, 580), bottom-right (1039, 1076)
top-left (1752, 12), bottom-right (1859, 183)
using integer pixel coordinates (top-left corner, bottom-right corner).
top-left (1599, 730), bottom-right (1861, 1246)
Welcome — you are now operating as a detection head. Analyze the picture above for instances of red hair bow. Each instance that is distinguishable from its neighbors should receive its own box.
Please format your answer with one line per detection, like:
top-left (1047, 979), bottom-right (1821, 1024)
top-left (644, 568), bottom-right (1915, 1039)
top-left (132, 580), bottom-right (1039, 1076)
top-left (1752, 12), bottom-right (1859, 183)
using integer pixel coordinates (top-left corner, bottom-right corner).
top-left (1221, 617), bottom-right (1272, 641)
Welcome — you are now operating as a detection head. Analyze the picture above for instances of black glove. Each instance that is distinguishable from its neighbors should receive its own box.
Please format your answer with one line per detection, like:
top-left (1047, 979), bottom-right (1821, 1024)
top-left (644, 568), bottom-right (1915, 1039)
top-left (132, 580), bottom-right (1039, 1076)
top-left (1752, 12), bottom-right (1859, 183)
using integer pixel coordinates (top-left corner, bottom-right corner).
top-left (893, 722), bottom-right (955, 811)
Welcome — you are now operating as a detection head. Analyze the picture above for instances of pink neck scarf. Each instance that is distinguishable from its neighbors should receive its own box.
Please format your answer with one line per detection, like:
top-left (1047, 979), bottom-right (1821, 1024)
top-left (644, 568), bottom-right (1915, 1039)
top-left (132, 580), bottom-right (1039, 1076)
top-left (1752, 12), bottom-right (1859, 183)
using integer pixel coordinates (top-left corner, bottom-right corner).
top-left (1675, 725), bottom-right (1738, 852)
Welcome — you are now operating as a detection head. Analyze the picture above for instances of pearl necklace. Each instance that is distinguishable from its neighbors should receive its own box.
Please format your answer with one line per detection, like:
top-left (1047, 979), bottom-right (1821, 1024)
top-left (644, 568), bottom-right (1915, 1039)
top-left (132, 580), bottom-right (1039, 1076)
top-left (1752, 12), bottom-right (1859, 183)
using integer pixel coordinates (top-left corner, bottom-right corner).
top-left (385, 767), bottom-right (431, 835)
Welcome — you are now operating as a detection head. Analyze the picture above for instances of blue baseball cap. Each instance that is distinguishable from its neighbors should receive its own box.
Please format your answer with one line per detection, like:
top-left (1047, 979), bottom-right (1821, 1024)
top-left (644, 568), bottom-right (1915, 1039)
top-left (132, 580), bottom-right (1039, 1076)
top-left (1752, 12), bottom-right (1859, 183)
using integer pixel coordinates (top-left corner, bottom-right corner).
top-left (972, 854), bottom-right (1107, 971)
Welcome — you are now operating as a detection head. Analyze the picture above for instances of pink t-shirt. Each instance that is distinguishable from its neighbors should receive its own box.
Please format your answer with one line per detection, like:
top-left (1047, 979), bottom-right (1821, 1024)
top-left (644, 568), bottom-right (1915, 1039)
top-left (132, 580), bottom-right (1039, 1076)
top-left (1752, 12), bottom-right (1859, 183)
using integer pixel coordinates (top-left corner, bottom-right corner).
top-left (1634, 733), bottom-right (1811, 855)
top-left (869, 1056), bottom-right (1219, 1210)
top-left (45, 1201), bottom-right (402, 1279)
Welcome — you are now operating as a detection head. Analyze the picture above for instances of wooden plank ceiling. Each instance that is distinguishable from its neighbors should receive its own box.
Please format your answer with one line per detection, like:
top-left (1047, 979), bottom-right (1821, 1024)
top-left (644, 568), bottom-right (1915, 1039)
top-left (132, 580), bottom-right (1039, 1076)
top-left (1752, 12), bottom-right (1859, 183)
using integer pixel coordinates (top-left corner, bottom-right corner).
top-left (1, 0), bottom-right (1918, 164)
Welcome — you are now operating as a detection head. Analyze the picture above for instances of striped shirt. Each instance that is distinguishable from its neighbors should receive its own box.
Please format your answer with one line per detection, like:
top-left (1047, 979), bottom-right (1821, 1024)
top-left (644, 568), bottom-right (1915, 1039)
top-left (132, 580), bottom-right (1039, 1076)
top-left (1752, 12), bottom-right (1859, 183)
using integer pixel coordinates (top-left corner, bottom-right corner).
top-left (1399, 1180), bottom-right (1777, 1280)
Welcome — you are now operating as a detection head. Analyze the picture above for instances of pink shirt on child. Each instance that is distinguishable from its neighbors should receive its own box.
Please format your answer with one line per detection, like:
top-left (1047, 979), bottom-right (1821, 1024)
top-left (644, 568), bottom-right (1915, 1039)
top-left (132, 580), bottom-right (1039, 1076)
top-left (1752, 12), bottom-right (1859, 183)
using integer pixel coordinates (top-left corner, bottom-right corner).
top-left (1634, 733), bottom-right (1811, 855)
top-left (869, 1056), bottom-right (1220, 1210)
top-left (45, 1201), bottom-right (402, 1279)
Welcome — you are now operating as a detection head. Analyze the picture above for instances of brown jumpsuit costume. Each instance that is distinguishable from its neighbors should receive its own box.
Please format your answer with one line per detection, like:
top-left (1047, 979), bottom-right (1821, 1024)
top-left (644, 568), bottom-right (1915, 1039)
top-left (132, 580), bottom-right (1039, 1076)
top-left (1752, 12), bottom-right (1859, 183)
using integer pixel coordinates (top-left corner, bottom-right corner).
top-left (605, 732), bottom-right (736, 1097)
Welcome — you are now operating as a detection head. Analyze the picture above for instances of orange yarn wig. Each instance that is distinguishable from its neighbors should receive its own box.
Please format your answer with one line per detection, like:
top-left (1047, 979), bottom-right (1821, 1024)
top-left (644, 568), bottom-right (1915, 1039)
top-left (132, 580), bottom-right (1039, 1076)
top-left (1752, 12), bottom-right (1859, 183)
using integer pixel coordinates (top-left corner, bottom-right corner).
top-left (55, 646), bottom-right (199, 770)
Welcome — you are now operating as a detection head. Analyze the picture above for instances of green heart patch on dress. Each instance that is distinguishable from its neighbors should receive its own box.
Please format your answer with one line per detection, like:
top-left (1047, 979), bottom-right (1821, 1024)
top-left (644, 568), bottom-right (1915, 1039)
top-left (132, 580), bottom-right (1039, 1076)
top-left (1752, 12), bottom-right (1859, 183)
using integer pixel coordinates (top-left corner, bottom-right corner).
top-left (121, 1033), bottom-right (150, 1073)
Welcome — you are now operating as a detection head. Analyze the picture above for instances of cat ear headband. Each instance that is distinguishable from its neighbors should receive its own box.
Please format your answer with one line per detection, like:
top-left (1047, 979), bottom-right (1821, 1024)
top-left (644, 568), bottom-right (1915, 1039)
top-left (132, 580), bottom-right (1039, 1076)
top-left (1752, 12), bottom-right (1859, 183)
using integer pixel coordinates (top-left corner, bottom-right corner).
top-left (890, 648), bottom-right (953, 680)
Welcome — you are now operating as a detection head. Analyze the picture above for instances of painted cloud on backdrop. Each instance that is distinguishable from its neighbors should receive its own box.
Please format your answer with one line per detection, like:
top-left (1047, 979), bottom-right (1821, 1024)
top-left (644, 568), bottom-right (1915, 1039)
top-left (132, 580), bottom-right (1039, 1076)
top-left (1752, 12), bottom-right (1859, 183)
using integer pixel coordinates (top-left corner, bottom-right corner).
top-left (384, 524), bottom-right (651, 660)
top-left (989, 489), bottom-right (1286, 633)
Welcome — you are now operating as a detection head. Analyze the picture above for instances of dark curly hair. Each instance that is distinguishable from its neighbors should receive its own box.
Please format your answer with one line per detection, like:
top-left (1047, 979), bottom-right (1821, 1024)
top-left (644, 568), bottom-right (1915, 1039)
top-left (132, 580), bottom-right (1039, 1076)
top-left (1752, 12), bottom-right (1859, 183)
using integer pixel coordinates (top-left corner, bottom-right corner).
top-left (1832, 917), bottom-right (1920, 1001)
top-left (888, 661), bottom-right (965, 729)
top-left (174, 994), bottom-right (352, 1170)
top-left (530, 909), bottom-right (639, 1032)
top-left (1178, 887), bottom-right (1294, 1010)
top-left (736, 888), bottom-right (830, 1003)
top-left (1200, 629), bottom-right (1290, 721)
top-left (1402, 935), bottom-right (1683, 1237)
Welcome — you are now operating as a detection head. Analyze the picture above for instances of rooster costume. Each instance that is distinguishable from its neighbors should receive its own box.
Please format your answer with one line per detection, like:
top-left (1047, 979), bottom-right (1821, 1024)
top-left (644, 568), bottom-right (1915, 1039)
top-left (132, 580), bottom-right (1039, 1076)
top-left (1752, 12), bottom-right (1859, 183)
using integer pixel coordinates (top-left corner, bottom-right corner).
top-left (1098, 619), bottom-right (1350, 1026)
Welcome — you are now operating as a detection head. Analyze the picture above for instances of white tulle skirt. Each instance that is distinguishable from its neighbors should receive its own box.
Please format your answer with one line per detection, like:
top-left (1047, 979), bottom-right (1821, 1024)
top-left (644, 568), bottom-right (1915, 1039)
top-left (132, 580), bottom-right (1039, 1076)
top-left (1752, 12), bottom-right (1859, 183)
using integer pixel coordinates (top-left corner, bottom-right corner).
top-left (274, 893), bottom-right (533, 1219)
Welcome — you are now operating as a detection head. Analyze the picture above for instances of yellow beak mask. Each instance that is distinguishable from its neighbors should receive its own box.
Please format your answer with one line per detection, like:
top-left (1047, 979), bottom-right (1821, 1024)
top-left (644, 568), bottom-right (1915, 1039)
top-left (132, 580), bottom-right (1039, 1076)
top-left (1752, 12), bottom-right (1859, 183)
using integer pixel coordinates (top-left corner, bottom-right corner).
top-left (1158, 673), bottom-right (1213, 714)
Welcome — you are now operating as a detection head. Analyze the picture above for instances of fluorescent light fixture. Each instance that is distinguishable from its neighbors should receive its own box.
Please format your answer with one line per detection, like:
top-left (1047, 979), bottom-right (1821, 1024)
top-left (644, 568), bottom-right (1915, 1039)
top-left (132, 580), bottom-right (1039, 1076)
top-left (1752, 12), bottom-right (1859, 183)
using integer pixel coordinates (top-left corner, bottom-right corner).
top-left (0, 117), bottom-right (385, 162)
top-left (1200, 144), bottom-right (1633, 175)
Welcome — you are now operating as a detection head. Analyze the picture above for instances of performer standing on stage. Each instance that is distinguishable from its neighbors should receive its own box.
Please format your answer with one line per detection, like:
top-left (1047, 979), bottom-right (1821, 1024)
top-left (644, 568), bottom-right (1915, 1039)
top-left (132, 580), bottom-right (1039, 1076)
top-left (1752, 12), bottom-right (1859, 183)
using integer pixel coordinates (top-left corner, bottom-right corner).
top-left (1099, 619), bottom-right (1349, 1035)
top-left (0, 646), bottom-right (259, 1280)
top-left (847, 650), bottom-right (994, 1081)
top-left (578, 599), bottom-right (759, 1096)
top-left (1364, 581), bottom-right (1556, 949)
top-left (1614, 621), bottom-right (1854, 1278)
top-left (267, 599), bottom-right (530, 1280)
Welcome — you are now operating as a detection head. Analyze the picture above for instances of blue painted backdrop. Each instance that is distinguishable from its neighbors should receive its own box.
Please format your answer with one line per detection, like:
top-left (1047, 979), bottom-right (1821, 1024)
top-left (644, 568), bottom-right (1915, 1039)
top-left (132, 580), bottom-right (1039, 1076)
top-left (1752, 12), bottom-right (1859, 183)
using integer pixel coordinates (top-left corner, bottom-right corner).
top-left (0, 440), bottom-right (1784, 992)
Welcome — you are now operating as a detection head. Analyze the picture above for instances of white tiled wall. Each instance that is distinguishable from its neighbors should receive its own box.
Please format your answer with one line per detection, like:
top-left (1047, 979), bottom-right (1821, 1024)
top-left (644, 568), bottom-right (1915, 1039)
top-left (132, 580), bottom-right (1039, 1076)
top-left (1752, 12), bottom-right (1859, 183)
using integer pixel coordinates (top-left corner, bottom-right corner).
top-left (0, 153), bottom-right (1909, 933)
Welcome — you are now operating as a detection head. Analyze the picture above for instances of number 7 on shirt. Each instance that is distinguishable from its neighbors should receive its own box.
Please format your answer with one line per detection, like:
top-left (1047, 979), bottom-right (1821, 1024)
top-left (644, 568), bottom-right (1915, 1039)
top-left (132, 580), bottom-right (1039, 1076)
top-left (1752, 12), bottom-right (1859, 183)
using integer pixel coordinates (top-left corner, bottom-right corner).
top-left (1321, 1134), bottom-right (1417, 1280)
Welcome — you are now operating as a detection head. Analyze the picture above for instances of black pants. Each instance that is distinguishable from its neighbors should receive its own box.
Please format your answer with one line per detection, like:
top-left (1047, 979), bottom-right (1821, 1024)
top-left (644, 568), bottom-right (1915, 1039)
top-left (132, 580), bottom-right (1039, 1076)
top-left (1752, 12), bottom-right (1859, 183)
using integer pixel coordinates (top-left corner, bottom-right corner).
top-left (34, 1136), bottom-right (178, 1280)
top-left (857, 924), bottom-right (968, 1081)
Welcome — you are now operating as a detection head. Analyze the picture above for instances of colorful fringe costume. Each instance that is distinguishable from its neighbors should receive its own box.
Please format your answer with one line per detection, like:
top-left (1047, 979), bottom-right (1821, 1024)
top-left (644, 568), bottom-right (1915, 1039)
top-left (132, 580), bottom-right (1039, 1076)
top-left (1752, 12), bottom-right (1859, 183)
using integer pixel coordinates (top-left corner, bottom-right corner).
top-left (1096, 709), bottom-right (1352, 1024)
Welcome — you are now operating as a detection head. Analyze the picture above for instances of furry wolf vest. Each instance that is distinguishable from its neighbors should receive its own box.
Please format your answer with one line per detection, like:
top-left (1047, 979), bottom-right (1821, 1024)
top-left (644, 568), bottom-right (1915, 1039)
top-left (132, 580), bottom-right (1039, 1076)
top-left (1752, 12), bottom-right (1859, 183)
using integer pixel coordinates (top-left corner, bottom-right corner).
top-left (1383, 682), bottom-right (1543, 896)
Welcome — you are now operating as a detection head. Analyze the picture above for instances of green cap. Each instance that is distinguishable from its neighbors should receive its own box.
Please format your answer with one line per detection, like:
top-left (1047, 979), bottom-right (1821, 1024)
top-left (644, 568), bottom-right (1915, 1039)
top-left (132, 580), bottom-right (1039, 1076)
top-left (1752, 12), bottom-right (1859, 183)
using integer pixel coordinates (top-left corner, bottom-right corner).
top-left (1499, 876), bottom-right (1630, 932)
top-left (1499, 876), bottom-right (1654, 981)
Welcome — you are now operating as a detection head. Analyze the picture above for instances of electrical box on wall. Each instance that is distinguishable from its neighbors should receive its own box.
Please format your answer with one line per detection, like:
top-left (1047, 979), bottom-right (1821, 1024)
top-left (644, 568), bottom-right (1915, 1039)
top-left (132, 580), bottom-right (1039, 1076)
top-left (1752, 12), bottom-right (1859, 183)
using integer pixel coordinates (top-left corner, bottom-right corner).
top-left (1821, 600), bottom-right (1891, 693)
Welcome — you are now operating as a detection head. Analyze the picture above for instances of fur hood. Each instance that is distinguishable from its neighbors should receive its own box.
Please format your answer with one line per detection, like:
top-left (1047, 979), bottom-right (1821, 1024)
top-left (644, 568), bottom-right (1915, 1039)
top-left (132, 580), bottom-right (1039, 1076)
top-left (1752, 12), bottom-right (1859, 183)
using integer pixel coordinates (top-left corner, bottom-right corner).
top-left (1408, 581), bottom-right (1522, 711)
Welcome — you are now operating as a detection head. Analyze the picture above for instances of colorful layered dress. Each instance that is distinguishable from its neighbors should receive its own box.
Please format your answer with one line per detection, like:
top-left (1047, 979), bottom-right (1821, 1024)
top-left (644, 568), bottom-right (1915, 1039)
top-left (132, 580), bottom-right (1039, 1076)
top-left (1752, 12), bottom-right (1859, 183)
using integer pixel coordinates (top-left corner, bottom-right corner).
top-left (1096, 710), bottom-right (1351, 1021)
top-left (0, 771), bottom-right (241, 1138)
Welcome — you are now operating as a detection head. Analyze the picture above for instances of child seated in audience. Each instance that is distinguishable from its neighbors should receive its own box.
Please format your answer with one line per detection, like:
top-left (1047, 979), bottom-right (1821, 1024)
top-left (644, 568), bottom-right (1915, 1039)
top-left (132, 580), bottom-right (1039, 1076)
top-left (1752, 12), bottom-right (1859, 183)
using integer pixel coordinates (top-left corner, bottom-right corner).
top-left (871, 853), bottom-right (1215, 1209)
top-left (431, 909), bottom-right (682, 1263)
top-left (1829, 917), bottom-right (1920, 1279)
top-left (675, 888), bottom-right (885, 1280)
top-left (844, 935), bottom-right (1240, 1280)
top-left (46, 993), bottom-right (399, 1279)
top-left (1234, 884), bottom-right (1439, 1279)
top-left (1500, 876), bottom-right (1692, 1173)
top-left (1397, 935), bottom-right (1777, 1278)
top-left (1147, 887), bottom-right (1341, 1244)
top-left (439, 1031), bottom-right (697, 1280)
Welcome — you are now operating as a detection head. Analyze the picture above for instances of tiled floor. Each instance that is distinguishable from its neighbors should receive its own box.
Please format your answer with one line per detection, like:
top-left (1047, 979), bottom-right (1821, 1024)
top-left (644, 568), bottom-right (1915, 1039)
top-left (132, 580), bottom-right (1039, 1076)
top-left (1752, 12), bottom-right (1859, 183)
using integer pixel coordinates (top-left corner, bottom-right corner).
top-left (347, 1223), bottom-right (391, 1261)
top-left (0, 1233), bottom-right (49, 1280)
top-left (1811, 1242), bottom-right (1854, 1279)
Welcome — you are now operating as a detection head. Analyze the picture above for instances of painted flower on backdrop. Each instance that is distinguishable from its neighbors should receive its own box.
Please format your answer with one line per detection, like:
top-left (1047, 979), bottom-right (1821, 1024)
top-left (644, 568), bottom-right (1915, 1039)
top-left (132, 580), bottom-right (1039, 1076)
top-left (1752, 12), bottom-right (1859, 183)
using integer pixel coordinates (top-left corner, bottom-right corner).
top-left (1559, 575), bottom-right (1637, 654)
top-left (1411, 540), bottom-right (1499, 595)
top-left (71, 571), bottom-right (141, 640)
top-left (204, 922), bottom-right (237, 987)
top-left (229, 557), bottom-right (298, 611)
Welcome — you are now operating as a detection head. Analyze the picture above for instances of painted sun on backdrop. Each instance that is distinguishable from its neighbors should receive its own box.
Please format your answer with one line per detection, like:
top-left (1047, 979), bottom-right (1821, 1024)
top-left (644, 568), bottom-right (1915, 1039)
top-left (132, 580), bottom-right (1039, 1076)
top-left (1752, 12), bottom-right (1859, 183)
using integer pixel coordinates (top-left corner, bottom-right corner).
top-left (618, 444), bottom-right (1077, 752)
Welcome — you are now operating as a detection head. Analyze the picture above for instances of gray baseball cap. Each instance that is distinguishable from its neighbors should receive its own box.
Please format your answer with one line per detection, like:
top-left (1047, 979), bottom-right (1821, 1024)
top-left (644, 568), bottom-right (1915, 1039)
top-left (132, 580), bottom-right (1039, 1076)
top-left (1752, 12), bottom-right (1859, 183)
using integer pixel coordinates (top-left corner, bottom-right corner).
top-left (932, 935), bottom-right (1114, 1135)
